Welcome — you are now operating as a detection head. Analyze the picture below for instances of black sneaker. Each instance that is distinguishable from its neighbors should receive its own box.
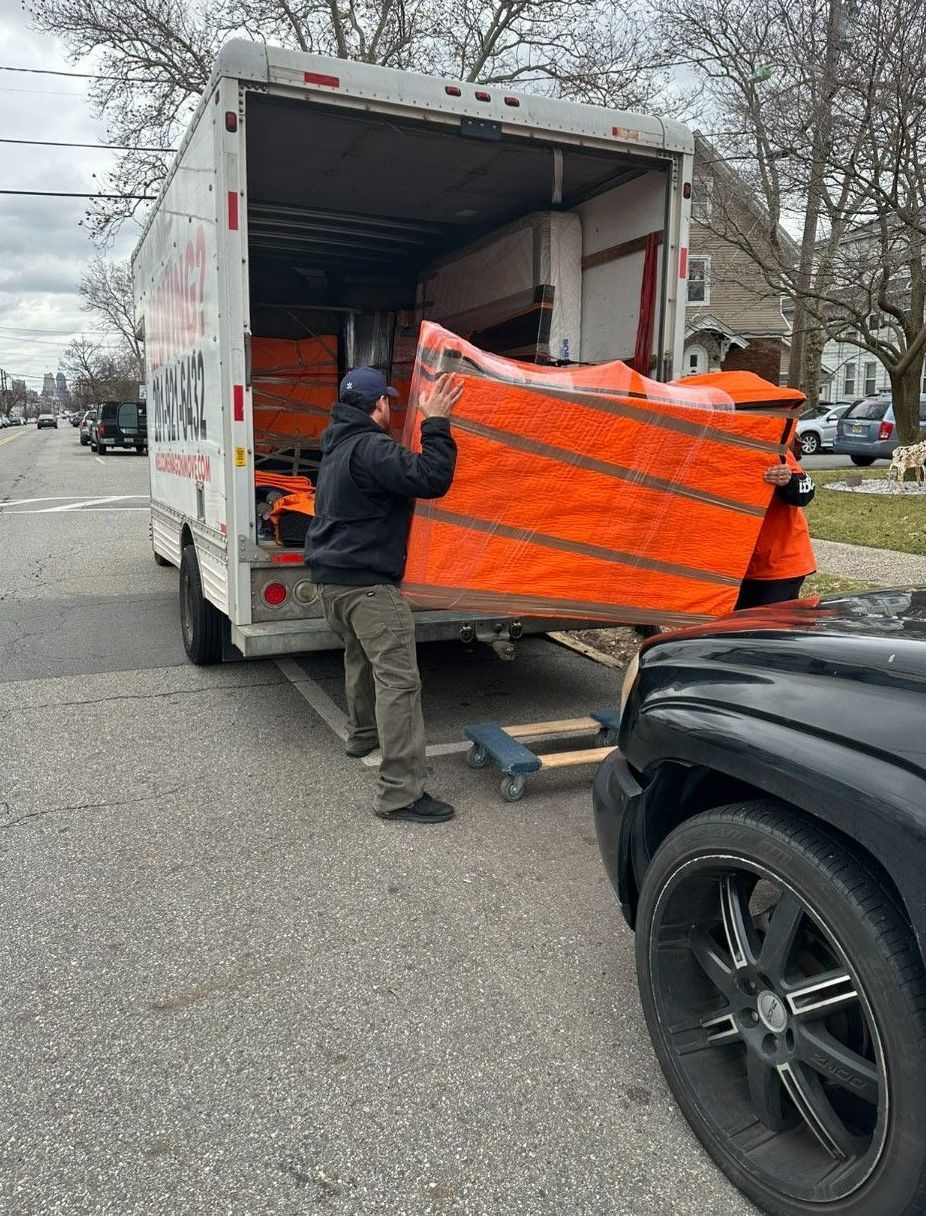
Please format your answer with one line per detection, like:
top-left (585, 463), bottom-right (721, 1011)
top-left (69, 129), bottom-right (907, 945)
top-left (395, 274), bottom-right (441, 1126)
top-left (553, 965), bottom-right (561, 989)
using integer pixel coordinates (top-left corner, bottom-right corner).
top-left (345, 737), bottom-right (379, 758)
top-left (377, 793), bottom-right (455, 823)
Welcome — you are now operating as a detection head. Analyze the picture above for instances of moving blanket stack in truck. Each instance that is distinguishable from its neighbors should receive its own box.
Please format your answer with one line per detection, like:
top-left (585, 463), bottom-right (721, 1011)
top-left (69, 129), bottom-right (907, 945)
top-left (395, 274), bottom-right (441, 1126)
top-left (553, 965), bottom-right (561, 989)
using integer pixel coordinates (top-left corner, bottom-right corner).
top-left (134, 39), bottom-right (702, 664)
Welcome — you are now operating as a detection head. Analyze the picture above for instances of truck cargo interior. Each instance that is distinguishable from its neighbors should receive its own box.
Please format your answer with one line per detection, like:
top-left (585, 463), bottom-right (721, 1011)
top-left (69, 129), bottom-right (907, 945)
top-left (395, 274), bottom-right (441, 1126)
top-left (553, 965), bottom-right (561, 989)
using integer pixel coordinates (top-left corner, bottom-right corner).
top-left (244, 91), bottom-right (671, 543)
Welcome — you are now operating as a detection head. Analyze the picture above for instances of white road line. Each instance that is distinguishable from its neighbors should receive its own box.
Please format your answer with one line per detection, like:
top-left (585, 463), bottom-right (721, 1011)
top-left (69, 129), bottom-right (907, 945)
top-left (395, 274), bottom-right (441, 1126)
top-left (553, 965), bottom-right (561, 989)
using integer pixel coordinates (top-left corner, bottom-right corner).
top-left (275, 657), bottom-right (349, 740)
top-left (43, 495), bottom-right (132, 512)
top-left (275, 655), bottom-right (472, 762)
top-left (1, 507), bottom-right (150, 514)
top-left (361, 739), bottom-right (470, 768)
top-left (95, 457), bottom-right (105, 465)
top-left (0, 495), bottom-right (148, 509)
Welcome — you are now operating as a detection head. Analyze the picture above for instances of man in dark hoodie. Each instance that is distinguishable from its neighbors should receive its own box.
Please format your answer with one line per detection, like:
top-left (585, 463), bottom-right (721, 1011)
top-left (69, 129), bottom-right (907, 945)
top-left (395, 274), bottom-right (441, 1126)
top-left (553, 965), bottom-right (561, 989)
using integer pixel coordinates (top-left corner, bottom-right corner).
top-left (306, 365), bottom-right (463, 824)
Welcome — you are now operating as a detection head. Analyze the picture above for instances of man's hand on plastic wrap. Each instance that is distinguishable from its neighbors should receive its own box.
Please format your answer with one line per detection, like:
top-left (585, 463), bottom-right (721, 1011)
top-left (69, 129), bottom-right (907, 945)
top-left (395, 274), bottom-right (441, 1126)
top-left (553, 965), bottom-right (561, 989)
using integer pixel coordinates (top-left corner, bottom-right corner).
top-left (418, 372), bottom-right (464, 419)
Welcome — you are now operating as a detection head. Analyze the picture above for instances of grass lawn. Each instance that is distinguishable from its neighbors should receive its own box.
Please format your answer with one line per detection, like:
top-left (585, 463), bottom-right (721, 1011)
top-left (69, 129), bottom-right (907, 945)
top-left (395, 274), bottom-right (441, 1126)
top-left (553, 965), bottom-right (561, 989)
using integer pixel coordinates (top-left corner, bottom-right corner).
top-left (801, 572), bottom-right (880, 597)
top-left (805, 469), bottom-right (926, 556)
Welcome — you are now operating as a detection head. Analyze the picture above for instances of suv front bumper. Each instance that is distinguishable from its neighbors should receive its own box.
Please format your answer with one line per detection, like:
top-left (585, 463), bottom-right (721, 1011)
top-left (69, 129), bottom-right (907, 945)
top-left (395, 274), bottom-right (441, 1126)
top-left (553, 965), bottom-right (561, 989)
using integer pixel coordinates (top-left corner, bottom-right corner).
top-left (593, 752), bottom-right (644, 928)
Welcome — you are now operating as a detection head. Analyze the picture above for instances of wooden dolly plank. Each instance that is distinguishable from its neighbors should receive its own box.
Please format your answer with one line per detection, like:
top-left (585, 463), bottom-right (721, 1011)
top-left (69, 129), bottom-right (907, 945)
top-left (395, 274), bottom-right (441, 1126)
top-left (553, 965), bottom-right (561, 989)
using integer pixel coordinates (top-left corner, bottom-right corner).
top-left (463, 710), bottom-right (621, 802)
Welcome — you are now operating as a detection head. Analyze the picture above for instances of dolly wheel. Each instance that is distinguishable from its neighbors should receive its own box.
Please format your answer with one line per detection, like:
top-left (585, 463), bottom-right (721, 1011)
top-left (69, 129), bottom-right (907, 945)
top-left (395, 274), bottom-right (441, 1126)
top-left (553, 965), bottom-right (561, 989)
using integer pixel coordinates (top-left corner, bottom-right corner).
top-left (466, 744), bottom-right (490, 770)
top-left (501, 775), bottom-right (525, 802)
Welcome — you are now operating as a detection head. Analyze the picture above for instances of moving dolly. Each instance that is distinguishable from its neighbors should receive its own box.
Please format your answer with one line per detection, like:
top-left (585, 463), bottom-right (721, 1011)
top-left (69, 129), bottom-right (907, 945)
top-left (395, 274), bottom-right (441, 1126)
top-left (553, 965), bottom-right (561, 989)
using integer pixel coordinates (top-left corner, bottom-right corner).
top-left (463, 711), bottom-right (621, 802)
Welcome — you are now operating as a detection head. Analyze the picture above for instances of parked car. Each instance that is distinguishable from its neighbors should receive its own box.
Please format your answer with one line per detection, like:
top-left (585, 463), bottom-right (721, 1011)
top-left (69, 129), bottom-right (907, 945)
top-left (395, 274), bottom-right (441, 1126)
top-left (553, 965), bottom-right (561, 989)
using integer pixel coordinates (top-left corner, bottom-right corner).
top-left (795, 402), bottom-right (852, 454)
top-left (88, 400), bottom-right (147, 455)
top-left (70, 412), bottom-right (81, 426)
top-left (36, 413), bottom-right (57, 429)
top-left (78, 409), bottom-right (97, 445)
top-left (595, 589), bottom-right (926, 1216)
top-left (834, 393), bottom-right (926, 464)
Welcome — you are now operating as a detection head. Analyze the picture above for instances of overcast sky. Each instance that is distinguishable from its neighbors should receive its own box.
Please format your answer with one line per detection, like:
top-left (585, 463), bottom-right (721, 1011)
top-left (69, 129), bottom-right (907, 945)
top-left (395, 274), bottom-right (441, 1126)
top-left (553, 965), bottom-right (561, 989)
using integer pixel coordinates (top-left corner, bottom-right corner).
top-left (0, 0), bottom-right (140, 390)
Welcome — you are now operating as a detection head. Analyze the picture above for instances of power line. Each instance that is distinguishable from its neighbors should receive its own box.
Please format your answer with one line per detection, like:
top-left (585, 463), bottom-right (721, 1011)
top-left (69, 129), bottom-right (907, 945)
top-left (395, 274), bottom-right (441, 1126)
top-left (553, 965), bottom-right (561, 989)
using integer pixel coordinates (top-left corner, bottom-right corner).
top-left (0, 86), bottom-right (87, 97)
top-left (0, 189), bottom-right (155, 199)
top-left (0, 64), bottom-right (120, 80)
top-left (0, 332), bottom-right (127, 346)
top-left (0, 325), bottom-right (124, 335)
top-left (0, 137), bottom-right (175, 152)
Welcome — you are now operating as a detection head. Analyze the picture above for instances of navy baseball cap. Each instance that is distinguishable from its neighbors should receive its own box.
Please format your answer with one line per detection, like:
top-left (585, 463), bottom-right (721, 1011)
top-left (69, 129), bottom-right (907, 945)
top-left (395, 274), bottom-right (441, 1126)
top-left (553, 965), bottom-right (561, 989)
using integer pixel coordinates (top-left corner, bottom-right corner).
top-left (340, 366), bottom-right (398, 402)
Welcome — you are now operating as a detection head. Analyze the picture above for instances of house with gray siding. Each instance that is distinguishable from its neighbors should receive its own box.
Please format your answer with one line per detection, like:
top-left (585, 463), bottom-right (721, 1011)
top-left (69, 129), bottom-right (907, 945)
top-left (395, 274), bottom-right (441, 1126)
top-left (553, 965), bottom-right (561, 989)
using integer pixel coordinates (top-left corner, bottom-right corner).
top-left (683, 134), bottom-right (795, 385)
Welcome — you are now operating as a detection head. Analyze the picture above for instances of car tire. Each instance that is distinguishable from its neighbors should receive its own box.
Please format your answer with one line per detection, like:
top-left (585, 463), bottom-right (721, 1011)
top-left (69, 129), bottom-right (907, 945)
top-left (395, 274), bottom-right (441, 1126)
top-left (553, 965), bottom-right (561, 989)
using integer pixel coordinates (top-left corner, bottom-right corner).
top-left (179, 543), bottom-right (224, 665)
top-left (635, 800), bottom-right (926, 1216)
top-left (97, 443), bottom-right (106, 455)
top-left (850, 455), bottom-right (875, 466)
top-left (800, 432), bottom-right (821, 455)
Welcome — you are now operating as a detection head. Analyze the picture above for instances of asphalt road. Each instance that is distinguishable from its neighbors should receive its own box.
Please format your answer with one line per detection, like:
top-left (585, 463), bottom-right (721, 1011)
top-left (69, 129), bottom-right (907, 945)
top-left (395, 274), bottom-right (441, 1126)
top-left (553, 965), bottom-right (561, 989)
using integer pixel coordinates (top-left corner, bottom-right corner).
top-left (0, 424), bottom-right (757, 1216)
top-left (801, 453), bottom-right (867, 471)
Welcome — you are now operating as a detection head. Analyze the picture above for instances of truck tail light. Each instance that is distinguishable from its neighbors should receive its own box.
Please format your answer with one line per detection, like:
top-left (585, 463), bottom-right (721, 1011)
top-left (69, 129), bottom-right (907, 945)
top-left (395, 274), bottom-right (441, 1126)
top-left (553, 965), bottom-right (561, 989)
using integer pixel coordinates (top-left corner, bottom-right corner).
top-left (97, 424), bottom-right (106, 437)
top-left (261, 581), bottom-right (288, 607)
top-left (445, 85), bottom-right (462, 96)
top-left (878, 420), bottom-right (894, 441)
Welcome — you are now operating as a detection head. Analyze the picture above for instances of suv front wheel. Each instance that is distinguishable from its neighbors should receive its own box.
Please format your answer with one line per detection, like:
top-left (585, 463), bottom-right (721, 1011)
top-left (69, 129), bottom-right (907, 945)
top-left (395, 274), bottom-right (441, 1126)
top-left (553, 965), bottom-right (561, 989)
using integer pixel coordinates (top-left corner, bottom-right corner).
top-left (635, 801), bottom-right (926, 1216)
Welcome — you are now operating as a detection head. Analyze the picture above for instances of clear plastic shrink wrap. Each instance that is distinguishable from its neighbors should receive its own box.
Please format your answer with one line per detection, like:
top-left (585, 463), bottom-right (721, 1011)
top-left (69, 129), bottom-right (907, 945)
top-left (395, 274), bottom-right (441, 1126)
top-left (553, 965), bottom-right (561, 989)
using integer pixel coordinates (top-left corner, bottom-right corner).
top-left (401, 322), bottom-right (806, 625)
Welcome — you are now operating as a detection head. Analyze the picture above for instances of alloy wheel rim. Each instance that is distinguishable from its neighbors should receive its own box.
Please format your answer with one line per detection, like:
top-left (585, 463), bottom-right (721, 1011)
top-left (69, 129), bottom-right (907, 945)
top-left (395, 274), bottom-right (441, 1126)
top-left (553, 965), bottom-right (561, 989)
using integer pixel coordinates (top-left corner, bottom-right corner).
top-left (649, 856), bottom-right (888, 1203)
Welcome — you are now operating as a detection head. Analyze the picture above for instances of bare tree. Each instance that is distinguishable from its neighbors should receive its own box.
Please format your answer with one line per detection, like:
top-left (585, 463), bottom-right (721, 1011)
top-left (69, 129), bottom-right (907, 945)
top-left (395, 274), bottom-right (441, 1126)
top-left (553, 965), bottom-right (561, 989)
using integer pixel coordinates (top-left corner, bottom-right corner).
top-left (61, 336), bottom-right (139, 405)
top-left (27, 0), bottom-right (668, 241)
top-left (61, 336), bottom-right (105, 405)
top-left (655, 0), bottom-right (926, 443)
top-left (79, 257), bottom-right (143, 376)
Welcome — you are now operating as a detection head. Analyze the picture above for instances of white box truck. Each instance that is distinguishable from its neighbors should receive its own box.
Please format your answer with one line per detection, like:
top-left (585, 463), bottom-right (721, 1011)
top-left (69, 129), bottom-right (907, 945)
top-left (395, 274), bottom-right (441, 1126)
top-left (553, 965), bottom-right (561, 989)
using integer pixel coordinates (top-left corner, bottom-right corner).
top-left (133, 39), bottom-right (694, 664)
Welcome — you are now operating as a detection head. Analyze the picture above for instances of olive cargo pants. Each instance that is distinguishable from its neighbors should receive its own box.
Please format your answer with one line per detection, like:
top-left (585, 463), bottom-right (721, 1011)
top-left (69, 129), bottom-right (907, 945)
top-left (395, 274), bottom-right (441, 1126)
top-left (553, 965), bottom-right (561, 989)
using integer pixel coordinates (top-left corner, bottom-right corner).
top-left (318, 583), bottom-right (427, 814)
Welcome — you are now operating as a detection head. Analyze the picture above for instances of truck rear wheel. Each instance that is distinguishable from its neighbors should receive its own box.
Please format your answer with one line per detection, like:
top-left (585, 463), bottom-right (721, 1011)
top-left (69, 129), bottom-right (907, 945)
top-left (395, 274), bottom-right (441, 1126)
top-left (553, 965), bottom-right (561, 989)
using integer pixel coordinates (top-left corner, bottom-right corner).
top-left (179, 543), bottom-right (224, 665)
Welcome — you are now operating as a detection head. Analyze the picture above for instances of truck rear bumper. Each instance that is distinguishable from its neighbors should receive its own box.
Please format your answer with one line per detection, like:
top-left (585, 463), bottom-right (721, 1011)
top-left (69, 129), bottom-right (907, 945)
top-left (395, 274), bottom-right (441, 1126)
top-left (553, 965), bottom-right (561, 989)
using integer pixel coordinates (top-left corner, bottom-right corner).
top-left (231, 613), bottom-right (605, 657)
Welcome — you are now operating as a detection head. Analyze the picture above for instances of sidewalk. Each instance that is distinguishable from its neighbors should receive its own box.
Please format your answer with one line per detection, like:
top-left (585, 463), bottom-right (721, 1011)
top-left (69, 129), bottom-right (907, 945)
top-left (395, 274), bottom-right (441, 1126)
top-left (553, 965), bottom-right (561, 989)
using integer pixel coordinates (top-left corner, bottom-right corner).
top-left (812, 537), bottom-right (926, 586)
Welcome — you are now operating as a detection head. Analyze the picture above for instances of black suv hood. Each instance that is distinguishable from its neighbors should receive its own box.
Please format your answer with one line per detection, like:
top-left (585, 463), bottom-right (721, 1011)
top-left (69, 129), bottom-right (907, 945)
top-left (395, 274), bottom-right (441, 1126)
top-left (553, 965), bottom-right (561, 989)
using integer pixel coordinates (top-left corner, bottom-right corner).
top-left (655, 588), bottom-right (926, 647)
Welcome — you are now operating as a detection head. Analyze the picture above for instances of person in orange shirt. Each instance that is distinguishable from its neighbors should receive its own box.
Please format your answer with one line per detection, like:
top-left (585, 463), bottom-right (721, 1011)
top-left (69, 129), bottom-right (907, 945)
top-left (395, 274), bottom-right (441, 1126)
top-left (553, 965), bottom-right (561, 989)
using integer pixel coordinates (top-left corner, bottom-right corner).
top-left (736, 446), bottom-right (816, 610)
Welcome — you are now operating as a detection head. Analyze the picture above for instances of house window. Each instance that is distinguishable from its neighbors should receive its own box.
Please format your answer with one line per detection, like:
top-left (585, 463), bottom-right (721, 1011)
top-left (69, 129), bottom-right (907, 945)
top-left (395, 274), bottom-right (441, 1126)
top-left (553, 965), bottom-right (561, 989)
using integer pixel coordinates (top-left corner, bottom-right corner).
top-left (687, 256), bottom-right (710, 305)
top-left (692, 172), bottom-right (713, 223)
top-left (863, 361), bottom-right (877, 395)
top-left (867, 312), bottom-right (881, 331)
top-left (843, 363), bottom-right (856, 396)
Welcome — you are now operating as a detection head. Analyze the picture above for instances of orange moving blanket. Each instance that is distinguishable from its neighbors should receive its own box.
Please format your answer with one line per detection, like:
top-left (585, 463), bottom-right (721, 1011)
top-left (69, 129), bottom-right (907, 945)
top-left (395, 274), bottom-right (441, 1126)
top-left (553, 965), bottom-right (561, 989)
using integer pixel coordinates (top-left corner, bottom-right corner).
top-left (252, 336), bottom-right (338, 452)
top-left (401, 323), bottom-right (805, 625)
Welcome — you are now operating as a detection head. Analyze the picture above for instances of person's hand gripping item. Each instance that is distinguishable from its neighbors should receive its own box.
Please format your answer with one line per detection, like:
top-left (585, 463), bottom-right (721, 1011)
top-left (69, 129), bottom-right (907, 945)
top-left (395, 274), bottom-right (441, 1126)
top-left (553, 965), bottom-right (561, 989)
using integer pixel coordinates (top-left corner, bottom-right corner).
top-left (418, 372), bottom-right (464, 420)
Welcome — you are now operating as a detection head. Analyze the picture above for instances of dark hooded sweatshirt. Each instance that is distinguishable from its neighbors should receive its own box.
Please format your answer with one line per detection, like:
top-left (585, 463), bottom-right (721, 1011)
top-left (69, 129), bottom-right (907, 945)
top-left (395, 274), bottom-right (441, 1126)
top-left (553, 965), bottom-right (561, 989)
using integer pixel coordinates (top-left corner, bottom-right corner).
top-left (306, 402), bottom-right (457, 586)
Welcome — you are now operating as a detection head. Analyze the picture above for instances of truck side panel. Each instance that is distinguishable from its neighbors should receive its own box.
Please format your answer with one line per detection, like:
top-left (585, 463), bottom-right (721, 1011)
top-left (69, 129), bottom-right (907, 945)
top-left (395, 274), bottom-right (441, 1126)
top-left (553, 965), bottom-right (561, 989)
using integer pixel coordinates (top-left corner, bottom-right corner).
top-left (135, 100), bottom-right (227, 553)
